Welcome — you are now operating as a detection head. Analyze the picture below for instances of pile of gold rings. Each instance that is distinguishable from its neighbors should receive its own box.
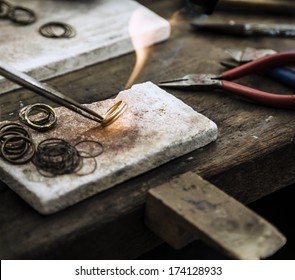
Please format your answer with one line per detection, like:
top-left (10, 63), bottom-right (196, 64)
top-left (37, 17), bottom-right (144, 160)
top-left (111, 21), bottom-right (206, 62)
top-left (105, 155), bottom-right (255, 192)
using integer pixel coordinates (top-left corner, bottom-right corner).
top-left (39, 21), bottom-right (76, 38)
top-left (19, 103), bottom-right (57, 132)
top-left (32, 138), bottom-right (104, 177)
top-left (0, 0), bottom-right (36, 25)
top-left (0, 98), bottom-right (127, 169)
top-left (101, 100), bottom-right (128, 127)
top-left (0, 122), bottom-right (35, 164)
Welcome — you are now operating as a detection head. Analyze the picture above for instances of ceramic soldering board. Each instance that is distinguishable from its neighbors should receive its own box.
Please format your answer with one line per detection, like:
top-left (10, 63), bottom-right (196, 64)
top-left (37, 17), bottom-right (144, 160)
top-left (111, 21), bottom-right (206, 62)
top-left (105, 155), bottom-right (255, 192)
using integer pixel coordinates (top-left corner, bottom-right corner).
top-left (0, 0), bottom-right (170, 94)
top-left (0, 82), bottom-right (218, 214)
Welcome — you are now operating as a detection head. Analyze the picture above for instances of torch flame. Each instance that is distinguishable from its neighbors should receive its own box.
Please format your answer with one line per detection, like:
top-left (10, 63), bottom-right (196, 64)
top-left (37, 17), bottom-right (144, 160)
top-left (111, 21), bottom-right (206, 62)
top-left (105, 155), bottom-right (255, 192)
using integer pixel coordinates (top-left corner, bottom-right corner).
top-left (125, 46), bottom-right (148, 89)
top-left (125, 8), bottom-right (153, 89)
top-left (125, 8), bottom-right (177, 89)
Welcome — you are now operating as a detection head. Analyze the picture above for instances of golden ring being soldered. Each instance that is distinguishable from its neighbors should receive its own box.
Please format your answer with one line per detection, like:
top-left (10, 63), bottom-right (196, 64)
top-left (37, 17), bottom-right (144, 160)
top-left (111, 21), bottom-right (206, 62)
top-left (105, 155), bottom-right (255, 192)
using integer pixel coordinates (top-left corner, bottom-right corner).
top-left (101, 100), bottom-right (127, 127)
top-left (19, 103), bottom-right (57, 131)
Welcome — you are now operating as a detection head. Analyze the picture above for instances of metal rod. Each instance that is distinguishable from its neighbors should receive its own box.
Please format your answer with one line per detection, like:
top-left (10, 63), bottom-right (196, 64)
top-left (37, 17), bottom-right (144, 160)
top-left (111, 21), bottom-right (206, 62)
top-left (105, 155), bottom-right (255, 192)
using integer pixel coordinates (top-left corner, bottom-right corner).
top-left (217, 0), bottom-right (295, 14)
top-left (0, 61), bottom-right (104, 123)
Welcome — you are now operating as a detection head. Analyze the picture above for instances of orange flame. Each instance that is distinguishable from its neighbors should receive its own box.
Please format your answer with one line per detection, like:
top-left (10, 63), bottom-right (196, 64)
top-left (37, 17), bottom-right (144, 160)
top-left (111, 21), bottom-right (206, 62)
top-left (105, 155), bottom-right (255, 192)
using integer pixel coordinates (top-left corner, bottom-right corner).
top-left (125, 47), bottom-right (148, 89)
top-left (125, 9), bottom-right (179, 89)
top-left (125, 8), bottom-right (153, 89)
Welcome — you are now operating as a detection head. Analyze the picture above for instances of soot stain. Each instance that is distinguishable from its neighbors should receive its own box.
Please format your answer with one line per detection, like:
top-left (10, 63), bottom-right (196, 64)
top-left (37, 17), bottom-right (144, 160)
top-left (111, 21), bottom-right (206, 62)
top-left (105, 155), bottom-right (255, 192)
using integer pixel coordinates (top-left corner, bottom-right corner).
top-left (83, 121), bottom-right (140, 154)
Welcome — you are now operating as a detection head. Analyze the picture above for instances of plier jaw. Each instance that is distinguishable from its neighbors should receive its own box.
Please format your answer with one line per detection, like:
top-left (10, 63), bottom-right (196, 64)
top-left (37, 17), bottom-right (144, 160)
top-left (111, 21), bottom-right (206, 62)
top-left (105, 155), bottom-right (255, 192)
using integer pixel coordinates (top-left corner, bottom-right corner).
top-left (221, 47), bottom-right (277, 68)
top-left (158, 74), bottom-right (222, 90)
top-left (159, 52), bottom-right (295, 109)
top-left (227, 47), bottom-right (277, 63)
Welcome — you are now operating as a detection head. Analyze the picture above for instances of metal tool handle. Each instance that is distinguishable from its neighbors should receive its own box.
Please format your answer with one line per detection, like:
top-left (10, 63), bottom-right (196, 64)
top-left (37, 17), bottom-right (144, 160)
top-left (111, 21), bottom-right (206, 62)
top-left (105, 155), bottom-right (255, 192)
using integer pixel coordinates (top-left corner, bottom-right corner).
top-left (217, 0), bottom-right (295, 14)
top-left (221, 80), bottom-right (295, 108)
top-left (266, 67), bottom-right (295, 89)
top-left (221, 52), bottom-right (295, 80)
top-left (246, 23), bottom-right (295, 37)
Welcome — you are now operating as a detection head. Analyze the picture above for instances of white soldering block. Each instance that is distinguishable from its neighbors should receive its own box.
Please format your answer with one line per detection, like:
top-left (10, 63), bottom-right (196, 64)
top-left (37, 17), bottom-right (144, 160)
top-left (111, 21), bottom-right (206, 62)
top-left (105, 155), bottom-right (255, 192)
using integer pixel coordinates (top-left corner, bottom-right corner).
top-left (0, 82), bottom-right (218, 214)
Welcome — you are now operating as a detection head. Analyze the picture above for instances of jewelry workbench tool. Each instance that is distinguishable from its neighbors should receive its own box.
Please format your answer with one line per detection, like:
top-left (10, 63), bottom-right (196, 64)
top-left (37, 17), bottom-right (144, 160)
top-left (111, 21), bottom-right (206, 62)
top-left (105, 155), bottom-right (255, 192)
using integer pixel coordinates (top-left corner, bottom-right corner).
top-left (191, 21), bottom-right (295, 38)
top-left (214, 0), bottom-right (295, 15)
top-left (0, 61), bottom-right (127, 126)
top-left (221, 47), bottom-right (295, 89)
top-left (159, 52), bottom-right (295, 109)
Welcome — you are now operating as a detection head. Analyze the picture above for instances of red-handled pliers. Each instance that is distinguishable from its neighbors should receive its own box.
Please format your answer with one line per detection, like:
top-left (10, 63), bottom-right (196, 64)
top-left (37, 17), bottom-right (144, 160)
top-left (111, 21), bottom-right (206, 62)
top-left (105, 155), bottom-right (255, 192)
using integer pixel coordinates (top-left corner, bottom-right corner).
top-left (158, 52), bottom-right (295, 108)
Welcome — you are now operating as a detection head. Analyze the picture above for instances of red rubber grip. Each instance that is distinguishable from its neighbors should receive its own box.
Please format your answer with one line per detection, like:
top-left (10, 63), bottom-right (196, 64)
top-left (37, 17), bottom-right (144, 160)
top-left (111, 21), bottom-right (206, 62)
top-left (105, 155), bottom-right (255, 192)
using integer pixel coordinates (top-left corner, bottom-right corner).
top-left (222, 52), bottom-right (295, 80)
top-left (221, 80), bottom-right (295, 108)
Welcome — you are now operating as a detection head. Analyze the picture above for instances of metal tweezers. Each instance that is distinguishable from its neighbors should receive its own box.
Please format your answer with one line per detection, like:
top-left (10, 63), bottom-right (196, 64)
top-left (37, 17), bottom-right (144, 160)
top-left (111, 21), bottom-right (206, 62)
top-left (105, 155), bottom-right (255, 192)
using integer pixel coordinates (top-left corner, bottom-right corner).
top-left (0, 61), bottom-right (125, 125)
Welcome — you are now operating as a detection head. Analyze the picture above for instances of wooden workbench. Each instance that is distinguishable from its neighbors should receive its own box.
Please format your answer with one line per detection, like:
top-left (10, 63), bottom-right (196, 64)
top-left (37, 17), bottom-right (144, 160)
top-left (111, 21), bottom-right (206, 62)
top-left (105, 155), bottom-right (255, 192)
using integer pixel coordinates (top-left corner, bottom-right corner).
top-left (1, 0), bottom-right (295, 259)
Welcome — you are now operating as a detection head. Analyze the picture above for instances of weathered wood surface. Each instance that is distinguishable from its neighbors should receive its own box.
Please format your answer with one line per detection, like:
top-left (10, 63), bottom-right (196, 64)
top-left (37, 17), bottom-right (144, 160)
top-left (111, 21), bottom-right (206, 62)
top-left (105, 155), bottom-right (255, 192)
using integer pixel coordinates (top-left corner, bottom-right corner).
top-left (1, 0), bottom-right (295, 259)
top-left (145, 172), bottom-right (286, 259)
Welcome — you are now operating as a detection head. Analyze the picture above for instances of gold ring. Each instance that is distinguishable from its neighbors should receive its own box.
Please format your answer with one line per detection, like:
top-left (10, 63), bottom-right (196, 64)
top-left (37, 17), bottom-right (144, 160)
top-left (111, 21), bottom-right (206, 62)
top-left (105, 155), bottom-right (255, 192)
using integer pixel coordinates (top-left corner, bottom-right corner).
top-left (19, 103), bottom-right (57, 131)
top-left (1, 135), bottom-right (35, 164)
top-left (39, 22), bottom-right (76, 38)
top-left (0, 0), bottom-right (12, 18)
top-left (101, 100), bottom-right (127, 127)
